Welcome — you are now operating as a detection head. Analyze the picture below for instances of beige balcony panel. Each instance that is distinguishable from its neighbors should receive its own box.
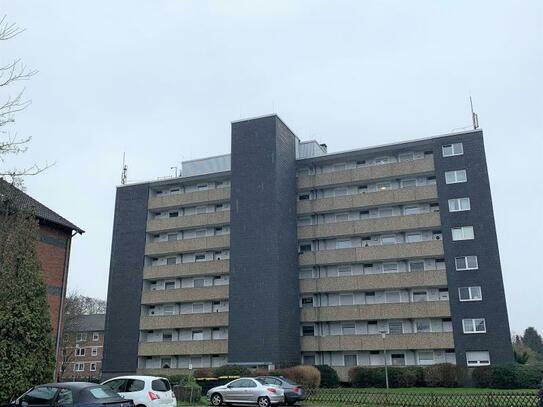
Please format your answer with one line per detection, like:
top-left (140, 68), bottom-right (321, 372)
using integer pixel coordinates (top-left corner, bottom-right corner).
top-left (301, 332), bottom-right (454, 352)
top-left (298, 212), bottom-right (440, 240)
top-left (145, 235), bottom-right (230, 256)
top-left (300, 270), bottom-right (447, 293)
top-left (141, 286), bottom-right (229, 305)
top-left (299, 240), bottom-right (444, 266)
top-left (298, 157), bottom-right (434, 189)
top-left (138, 340), bottom-right (227, 356)
top-left (297, 185), bottom-right (438, 215)
top-left (140, 313), bottom-right (228, 330)
top-left (143, 260), bottom-right (229, 280)
top-left (301, 301), bottom-right (450, 322)
top-left (148, 188), bottom-right (230, 210)
top-left (147, 211), bottom-right (230, 233)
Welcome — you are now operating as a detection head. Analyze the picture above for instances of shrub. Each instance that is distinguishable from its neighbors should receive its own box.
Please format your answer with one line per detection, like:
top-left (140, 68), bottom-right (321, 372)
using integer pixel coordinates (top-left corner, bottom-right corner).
top-left (489, 364), bottom-right (519, 389)
top-left (213, 365), bottom-right (251, 377)
top-left (164, 374), bottom-right (198, 386)
top-left (423, 363), bottom-right (461, 387)
top-left (472, 366), bottom-right (493, 388)
top-left (349, 367), bottom-right (385, 388)
top-left (388, 367), bottom-right (424, 388)
top-left (193, 368), bottom-right (214, 378)
top-left (538, 379), bottom-right (543, 407)
top-left (281, 365), bottom-right (321, 389)
top-left (172, 384), bottom-right (202, 403)
top-left (516, 364), bottom-right (543, 388)
top-left (315, 365), bottom-right (340, 388)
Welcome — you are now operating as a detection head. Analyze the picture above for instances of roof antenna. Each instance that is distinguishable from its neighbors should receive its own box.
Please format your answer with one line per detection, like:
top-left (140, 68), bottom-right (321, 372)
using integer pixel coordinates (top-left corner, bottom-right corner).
top-left (121, 153), bottom-right (128, 185)
top-left (470, 96), bottom-right (479, 129)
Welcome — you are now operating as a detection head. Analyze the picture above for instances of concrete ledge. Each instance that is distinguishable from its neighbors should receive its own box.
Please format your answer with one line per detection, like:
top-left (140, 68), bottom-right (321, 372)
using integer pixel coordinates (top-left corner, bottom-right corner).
top-left (141, 286), bottom-right (229, 305)
top-left (148, 188), bottom-right (230, 210)
top-left (143, 260), bottom-right (229, 280)
top-left (145, 235), bottom-right (230, 256)
top-left (140, 313), bottom-right (229, 330)
top-left (147, 211), bottom-right (230, 233)
top-left (138, 339), bottom-right (227, 356)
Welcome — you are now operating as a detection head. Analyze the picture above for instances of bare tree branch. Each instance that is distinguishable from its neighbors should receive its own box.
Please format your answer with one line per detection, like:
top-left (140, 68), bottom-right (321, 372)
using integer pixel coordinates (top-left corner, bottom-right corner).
top-left (0, 59), bottom-right (38, 87)
top-left (0, 15), bottom-right (25, 41)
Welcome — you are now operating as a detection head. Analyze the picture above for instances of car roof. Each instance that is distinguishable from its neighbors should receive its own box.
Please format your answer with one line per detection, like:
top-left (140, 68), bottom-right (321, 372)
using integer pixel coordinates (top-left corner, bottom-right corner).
top-left (104, 375), bottom-right (165, 381)
top-left (38, 382), bottom-right (97, 390)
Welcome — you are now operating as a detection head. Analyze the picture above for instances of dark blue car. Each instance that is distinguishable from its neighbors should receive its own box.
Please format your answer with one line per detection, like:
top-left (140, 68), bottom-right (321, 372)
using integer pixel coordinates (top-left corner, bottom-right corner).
top-left (8, 382), bottom-right (134, 407)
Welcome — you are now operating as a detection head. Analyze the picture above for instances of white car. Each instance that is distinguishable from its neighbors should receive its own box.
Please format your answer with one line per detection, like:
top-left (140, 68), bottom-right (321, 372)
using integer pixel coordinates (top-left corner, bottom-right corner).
top-left (102, 375), bottom-right (176, 407)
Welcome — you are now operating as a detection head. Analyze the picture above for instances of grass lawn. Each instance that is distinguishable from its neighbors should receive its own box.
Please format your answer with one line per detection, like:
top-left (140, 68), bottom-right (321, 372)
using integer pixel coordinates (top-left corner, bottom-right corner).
top-left (318, 387), bottom-right (538, 393)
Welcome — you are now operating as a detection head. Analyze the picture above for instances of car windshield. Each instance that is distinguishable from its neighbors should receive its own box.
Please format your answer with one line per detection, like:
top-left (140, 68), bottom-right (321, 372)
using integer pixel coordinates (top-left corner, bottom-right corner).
top-left (87, 386), bottom-right (121, 399)
top-left (255, 379), bottom-right (267, 385)
top-left (151, 379), bottom-right (171, 392)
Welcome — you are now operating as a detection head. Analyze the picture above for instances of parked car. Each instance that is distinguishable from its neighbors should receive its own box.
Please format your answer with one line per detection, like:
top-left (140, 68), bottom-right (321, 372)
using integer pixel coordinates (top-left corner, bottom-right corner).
top-left (255, 376), bottom-right (305, 405)
top-left (101, 376), bottom-right (175, 407)
top-left (9, 382), bottom-right (133, 407)
top-left (207, 377), bottom-right (284, 407)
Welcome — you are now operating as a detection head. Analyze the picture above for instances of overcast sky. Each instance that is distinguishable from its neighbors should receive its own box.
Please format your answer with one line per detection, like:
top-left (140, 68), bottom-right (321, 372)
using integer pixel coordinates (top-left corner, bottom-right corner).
top-left (1, 1), bottom-right (541, 335)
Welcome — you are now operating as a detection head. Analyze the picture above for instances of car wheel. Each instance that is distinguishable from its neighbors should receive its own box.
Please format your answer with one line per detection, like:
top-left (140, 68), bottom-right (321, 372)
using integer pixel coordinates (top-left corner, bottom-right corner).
top-left (210, 393), bottom-right (223, 406)
top-left (257, 396), bottom-right (271, 407)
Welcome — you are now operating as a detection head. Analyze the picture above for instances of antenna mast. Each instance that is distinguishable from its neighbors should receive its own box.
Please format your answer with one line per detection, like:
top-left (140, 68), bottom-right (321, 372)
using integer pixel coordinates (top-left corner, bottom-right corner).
top-left (470, 96), bottom-right (479, 129)
top-left (121, 153), bottom-right (128, 185)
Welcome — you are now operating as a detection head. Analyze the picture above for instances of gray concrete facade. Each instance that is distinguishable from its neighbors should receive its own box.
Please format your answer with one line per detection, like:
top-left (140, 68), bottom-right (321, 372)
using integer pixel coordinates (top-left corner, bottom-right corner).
top-left (102, 183), bottom-right (149, 377)
top-left (228, 115), bottom-right (301, 367)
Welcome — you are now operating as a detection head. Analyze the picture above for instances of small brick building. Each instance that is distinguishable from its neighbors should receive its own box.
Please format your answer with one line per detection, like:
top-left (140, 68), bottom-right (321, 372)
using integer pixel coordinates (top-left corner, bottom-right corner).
top-left (0, 179), bottom-right (83, 370)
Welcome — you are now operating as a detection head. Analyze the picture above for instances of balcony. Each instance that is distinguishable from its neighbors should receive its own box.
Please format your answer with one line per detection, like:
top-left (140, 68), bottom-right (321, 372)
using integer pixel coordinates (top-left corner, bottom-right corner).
top-left (297, 185), bottom-right (438, 215)
top-left (300, 270), bottom-right (447, 294)
top-left (299, 240), bottom-right (444, 266)
top-left (143, 260), bottom-right (229, 280)
top-left (301, 301), bottom-right (450, 322)
top-left (148, 188), bottom-right (230, 210)
top-left (138, 339), bottom-right (227, 356)
top-left (301, 332), bottom-right (454, 352)
top-left (141, 285), bottom-right (229, 305)
top-left (147, 211), bottom-right (230, 233)
top-left (145, 235), bottom-right (230, 256)
top-left (140, 312), bottom-right (229, 330)
top-left (298, 212), bottom-right (440, 240)
top-left (298, 157), bottom-right (434, 190)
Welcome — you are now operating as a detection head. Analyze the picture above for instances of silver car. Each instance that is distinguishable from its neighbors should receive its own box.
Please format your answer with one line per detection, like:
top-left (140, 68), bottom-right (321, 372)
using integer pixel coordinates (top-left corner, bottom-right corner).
top-left (207, 378), bottom-right (284, 407)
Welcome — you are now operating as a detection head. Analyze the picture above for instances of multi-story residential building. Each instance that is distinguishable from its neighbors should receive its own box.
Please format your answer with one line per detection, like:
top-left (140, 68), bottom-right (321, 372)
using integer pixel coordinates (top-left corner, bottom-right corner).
top-left (102, 115), bottom-right (512, 381)
top-left (0, 178), bottom-right (84, 372)
top-left (60, 314), bottom-right (105, 380)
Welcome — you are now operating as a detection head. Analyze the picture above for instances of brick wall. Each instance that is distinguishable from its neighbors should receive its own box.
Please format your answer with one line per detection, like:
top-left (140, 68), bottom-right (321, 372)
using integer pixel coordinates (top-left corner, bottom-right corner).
top-left (61, 330), bottom-right (104, 380)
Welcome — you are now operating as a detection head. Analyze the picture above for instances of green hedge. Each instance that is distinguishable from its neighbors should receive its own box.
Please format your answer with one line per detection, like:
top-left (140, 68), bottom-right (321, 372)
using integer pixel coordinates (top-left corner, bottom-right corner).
top-left (316, 365), bottom-right (340, 388)
top-left (472, 363), bottom-right (543, 389)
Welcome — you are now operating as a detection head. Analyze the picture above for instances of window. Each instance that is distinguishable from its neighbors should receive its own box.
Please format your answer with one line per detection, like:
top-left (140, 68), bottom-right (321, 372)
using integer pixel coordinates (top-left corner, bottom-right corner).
top-left (337, 266), bottom-right (352, 276)
top-left (381, 235), bottom-right (396, 245)
top-left (339, 293), bottom-right (354, 306)
top-left (406, 232), bottom-right (422, 243)
top-left (391, 353), bottom-right (406, 366)
top-left (301, 297), bottom-right (314, 308)
top-left (303, 355), bottom-right (316, 365)
top-left (455, 255), bottom-right (478, 270)
top-left (442, 143), bottom-right (464, 157)
top-left (126, 380), bottom-right (145, 392)
top-left (161, 358), bottom-right (172, 369)
top-left (385, 291), bottom-right (401, 303)
top-left (463, 318), bottom-right (487, 334)
top-left (167, 233), bottom-right (177, 241)
top-left (335, 213), bottom-right (349, 222)
top-left (192, 330), bottom-right (203, 340)
top-left (299, 243), bottom-right (312, 253)
top-left (342, 322), bottom-right (356, 335)
top-left (302, 325), bottom-right (315, 336)
top-left (75, 347), bottom-right (85, 356)
top-left (409, 261), bottom-right (425, 272)
top-left (192, 303), bottom-right (204, 313)
top-left (76, 333), bottom-right (87, 342)
top-left (163, 305), bottom-right (175, 315)
top-left (336, 239), bottom-right (352, 249)
top-left (152, 379), bottom-right (171, 392)
top-left (378, 207), bottom-right (394, 217)
top-left (195, 229), bottom-right (206, 238)
top-left (103, 379), bottom-right (127, 393)
top-left (344, 354), bottom-right (358, 367)
top-left (92, 332), bottom-right (99, 341)
top-left (375, 157), bottom-right (389, 165)
top-left (163, 331), bottom-right (173, 341)
top-left (300, 268), bottom-right (315, 279)
top-left (418, 351), bottom-right (435, 365)
top-left (356, 160), bottom-right (366, 166)
top-left (166, 257), bottom-right (177, 265)
top-left (398, 152), bottom-right (414, 162)
top-left (452, 226), bottom-right (475, 241)
top-left (20, 387), bottom-right (59, 405)
top-left (416, 320), bottom-right (431, 333)
top-left (445, 169), bottom-right (467, 184)
top-left (91, 347), bottom-right (98, 356)
top-left (382, 262), bottom-right (398, 273)
top-left (459, 286), bottom-right (482, 301)
top-left (333, 163), bottom-right (347, 171)
top-left (401, 179), bottom-right (417, 188)
top-left (169, 211), bottom-right (179, 218)
top-left (376, 182), bottom-right (391, 191)
top-left (90, 363), bottom-right (97, 372)
top-left (466, 351), bottom-right (491, 366)
top-left (197, 183), bottom-right (208, 190)
top-left (448, 197), bottom-right (471, 212)
top-left (360, 210), bottom-right (370, 219)
top-left (165, 281), bottom-right (175, 290)
top-left (57, 389), bottom-right (73, 405)
top-left (439, 288), bottom-right (449, 300)
top-left (195, 253), bottom-right (206, 262)
top-left (298, 217), bottom-right (312, 226)
top-left (388, 321), bottom-right (403, 335)
top-left (299, 193), bottom-right (310, 201)
top-left (403, 205), bottom-right (420, 215)
top-left (74, 363), bottom-right (85, 372)
top-left (194, 278), bottom-right (205, 288)
top-left (412, 291), bottom-right (428, 302)
top-left (334, 187), bottom-right (348, 197)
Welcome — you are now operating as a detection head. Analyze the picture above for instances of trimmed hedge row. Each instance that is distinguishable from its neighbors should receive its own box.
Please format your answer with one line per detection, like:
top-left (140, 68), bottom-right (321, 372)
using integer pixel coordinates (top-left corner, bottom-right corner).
top-left (349, 363), bottom-right (543, 389)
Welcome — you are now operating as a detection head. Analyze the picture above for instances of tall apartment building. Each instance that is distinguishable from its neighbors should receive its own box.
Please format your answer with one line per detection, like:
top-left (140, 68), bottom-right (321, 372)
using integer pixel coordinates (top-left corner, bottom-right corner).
top-left (103, 115), bottom-right (512, 381)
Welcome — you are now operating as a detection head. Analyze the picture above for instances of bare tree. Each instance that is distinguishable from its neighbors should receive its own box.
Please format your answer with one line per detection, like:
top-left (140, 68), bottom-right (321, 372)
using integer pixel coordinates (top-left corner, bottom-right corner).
top-left (0, 16), bottom-right (52, 186)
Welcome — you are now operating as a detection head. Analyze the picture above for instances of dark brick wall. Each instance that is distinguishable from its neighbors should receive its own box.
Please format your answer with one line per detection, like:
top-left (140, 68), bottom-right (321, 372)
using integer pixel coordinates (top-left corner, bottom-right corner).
top-left (228, 115), bottom-right (300, 367)
top-left (432, 131), bottom-right (513, 365)
top-left (102, 183), bottom-right (149, 376)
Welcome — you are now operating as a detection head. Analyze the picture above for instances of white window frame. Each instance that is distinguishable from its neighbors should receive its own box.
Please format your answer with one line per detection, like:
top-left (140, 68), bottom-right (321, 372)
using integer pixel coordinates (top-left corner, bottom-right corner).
top-left (376, 182), bottom-right (391, 191)
top-left (75, 347), bottom-right (85, 357)
top-left (409, 261), bottom-right (425, 272)
top-left (382, 262), bottom-right (398, 273)
top-left (406, 232), bottom-right (423, 243)
top-left (92, 332), bottom-right (99, 341)
top-left (90, 363), bottom-right (97, 372)
top-left (448, 197), bottom-right (471, 212)
top-left (403, 205), bottom-right (420, 215)
top-left (192, 302), bottom-right (204, 314)
top-left (344, 354), bottom-right (358, 367)
top-left (381, 235), bottom-right (396, 245)
top-left (452, 226), bottom-right (475, 241)
top-left (412, 290), bottom-right (428, 302)
top-left (462, 318), bottom-right (487, 334)
top-left (442, 143), bottom-right (464, 157)
top-left (91, 347), bottom-right (98, 356)
top-left (337, 265), bottom-right (352, 276)
top-left (458, 286), bottom-right (482, 302)
top-left (76, 333), bottom-right (87, 342)
top-left (415, 319), bottom-right (432, 333)
top-left (466, 351), bottom-right (491, 366)
top-left (74, 363), bottom-right (84, 372)
top-left (418, 351), bottom-right (435, 365)
top-left (400, 178), bottom-right (417, 188)
top-left (341, 322), bottom-right (356, 335)
top-left (445, 169), bottom-right (467, 184)
top-left (455, 255), bottom-right (479, 271)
